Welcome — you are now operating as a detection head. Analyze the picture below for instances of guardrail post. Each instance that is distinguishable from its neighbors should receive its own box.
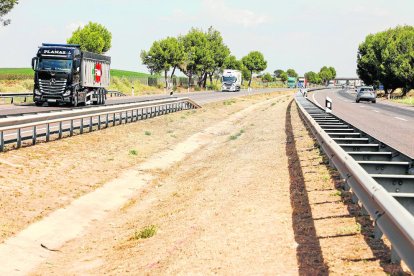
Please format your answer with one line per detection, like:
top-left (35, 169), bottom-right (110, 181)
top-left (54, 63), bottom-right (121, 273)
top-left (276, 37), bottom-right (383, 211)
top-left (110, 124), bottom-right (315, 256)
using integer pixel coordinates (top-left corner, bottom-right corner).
top-left (351, 192), bottom-right (359, 204)
top-left (32, 126), bottom-right (37, 145)
top-left (373, 224), bottom-right (383, 239)
top-left (58, 121), bottom-right (63, 139)
top-left (106, 113), bottom-right (109, 128)
top-left (391, 246), bottom-right (401, 264)
top-left (98, 116), bottom-right (101, 130)
top-left (80, 119), bottom-right (84, 134)
top-left (46, 123), bottom-right (50, 142)
top-left (112, 113), bottom-right (116, 126)
top-left (0, 131), bottom-right (4, 152)
top-left (360, 205), bottom-right (369, 216)
top-left (16, 128), bottom-right (21, 148)
top-left (70, 119), bottom-right (74, 136)
top-left (89, 117), bottom-right (93, 132)
top-left (11, 97), bottom-right (14, 104)
top-left (344, 177), bottom-right (351, 191)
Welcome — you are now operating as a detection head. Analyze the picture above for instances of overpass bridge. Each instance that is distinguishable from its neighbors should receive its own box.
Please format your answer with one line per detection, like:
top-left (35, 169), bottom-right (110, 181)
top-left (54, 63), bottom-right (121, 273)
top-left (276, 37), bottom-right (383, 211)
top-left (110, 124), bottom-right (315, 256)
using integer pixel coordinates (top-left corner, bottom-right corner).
top-left (334, 77), bottom-right (362, 86)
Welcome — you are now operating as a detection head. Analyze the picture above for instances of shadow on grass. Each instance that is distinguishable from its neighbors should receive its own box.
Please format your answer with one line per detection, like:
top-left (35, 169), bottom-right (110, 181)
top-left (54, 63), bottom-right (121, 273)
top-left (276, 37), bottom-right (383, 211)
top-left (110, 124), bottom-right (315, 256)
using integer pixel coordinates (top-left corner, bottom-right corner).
top-left (285, 100), bottom-right (329, 275)
top-left (292, 99), bottom-right (410, 275)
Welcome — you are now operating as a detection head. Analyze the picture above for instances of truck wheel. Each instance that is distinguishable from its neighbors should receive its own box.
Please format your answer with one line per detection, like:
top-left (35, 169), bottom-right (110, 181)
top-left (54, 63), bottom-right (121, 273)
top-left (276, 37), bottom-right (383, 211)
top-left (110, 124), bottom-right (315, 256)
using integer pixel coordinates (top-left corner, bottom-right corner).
top-left (72, 94), bottom-right (78, 107)
top-left (101, 93), bottom-right (106, 105)
top-left (98, 90), bottom-right (103, 105)
top-left (35, 101), bottom-right (43, 107)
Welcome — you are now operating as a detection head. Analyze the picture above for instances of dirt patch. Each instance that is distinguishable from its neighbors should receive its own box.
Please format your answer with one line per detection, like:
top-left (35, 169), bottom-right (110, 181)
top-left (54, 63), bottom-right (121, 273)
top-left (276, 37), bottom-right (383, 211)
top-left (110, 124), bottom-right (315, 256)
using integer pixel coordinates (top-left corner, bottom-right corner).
top-left (30, 95), bottom-right (298, 275)
top-left (0, 91), bottom-right (291, 244)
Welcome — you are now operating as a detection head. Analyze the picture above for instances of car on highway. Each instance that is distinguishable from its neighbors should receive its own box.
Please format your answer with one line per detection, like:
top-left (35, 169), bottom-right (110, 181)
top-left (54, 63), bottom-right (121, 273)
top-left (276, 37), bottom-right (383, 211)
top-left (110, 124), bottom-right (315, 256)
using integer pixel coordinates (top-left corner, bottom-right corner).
top-left (356, 86), bottom-right (376, 103)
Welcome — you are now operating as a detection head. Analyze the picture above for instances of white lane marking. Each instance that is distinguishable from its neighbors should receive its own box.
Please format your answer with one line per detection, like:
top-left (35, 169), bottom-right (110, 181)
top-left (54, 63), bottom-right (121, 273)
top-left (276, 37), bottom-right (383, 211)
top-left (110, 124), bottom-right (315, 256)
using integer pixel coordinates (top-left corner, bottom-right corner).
top-left (372, 110), bottom-right (379, 113)
top-left (394, 116), bottom-right (408, 122)
top-left (359, 105), bottom-right (366, 108)
top-left (312, 93), bottom-right (323, 108)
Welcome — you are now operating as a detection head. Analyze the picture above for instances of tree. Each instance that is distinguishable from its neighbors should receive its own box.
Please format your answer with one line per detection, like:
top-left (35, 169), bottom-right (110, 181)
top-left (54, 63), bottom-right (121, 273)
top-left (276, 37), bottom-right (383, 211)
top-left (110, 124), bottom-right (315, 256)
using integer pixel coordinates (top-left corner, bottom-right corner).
top-left (328, 67), bottom-right (337, 79)
top-left (286, 69), bottom-right (298, 78)
top-left (304, 71), bottom-right (322, 84)
top-left (223, 55), bottom-right (243, 70)
top-left (262, 73), bottom-right (273, 83)
top-left (178, 28), bottom-right (207, 87)
top-left (279, 71), bottom-right (288, 83)
top-left (241, 65), bottom-right (251, 84)
top-left (242, 51), bottom-right (267, 87)
top-left (204, 26), bottom-right (230, 86)
top-left (67, 22), bottom-right (112, 54)
top-left (319, 66), bottom-right (334, 85)
top-left (274, 69), bottom-right (284, 78)
top-left (0, 0), bottom-right (18, 26)
top-left (140, 37), bottom-right (185, 88)
top-left (178, 27), bottom-right (230, 88)
top-left (357, 26), bottom-right (414, 95)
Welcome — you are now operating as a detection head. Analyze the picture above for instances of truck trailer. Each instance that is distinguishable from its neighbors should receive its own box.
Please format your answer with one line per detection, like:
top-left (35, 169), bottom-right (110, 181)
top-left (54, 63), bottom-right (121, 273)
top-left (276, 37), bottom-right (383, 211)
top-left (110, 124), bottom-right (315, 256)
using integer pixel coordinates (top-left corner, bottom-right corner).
top-left (221, 69), bottom-right (242, 92)
top-left (32, 43), bottom-right (111, 106)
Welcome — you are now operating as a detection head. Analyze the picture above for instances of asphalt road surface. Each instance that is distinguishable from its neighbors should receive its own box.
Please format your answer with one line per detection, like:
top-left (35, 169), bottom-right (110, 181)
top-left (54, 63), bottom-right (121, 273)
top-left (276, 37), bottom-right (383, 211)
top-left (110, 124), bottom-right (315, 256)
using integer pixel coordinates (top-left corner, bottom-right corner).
top-left (309, 88), bottom-right (414, 158)
top-left (0, 88), bottom-right (288, 117)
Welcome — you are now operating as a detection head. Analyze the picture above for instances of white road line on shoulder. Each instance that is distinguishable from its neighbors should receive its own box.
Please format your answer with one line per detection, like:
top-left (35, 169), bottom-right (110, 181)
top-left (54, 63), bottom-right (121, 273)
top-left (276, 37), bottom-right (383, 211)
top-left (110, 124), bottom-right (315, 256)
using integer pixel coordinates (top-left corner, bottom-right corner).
top-left (0, 106), bottom-right (28, 110)
top-left (372, 110), bottom-right (379, 113)
top-left (394, 116), bottom-right (408, 122)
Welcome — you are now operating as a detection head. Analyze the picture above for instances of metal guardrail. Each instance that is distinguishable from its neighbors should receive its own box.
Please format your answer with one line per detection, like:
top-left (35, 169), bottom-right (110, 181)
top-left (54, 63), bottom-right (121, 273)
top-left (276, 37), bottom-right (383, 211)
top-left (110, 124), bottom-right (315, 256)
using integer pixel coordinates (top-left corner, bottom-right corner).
top-left (107, 90), bottom-right (126, 97)
top-left (0, 90), bottom-right (126, 104)
top-left (0, 92), bottom-right (32, 104)
top-left (295, 90), bottom-right (414, 271)
top-left (0, 97), bottom-right (201, 152)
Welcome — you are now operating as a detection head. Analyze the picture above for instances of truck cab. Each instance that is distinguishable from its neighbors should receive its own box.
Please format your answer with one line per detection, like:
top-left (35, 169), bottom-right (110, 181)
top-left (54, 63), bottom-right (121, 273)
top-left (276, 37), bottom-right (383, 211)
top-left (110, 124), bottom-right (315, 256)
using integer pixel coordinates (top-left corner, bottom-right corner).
top-left (32, 43), bottom-right (110, 107)
top-left (287, 77), bottom-right (297, 88)
top-left (222, 70), bottom-right (242, 92)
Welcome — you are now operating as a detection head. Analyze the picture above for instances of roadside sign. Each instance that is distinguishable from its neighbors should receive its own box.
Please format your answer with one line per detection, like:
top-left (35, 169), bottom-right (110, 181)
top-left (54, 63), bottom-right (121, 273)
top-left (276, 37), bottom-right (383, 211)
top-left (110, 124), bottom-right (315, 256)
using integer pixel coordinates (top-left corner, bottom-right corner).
top-left (326, 97), bottom-right (332, 113)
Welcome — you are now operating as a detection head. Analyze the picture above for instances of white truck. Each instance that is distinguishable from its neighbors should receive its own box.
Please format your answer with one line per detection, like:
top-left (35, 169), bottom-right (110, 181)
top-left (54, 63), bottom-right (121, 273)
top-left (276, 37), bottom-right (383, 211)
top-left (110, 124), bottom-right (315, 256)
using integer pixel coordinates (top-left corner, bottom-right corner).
top-left (221, 69), bottom-right (242, 92)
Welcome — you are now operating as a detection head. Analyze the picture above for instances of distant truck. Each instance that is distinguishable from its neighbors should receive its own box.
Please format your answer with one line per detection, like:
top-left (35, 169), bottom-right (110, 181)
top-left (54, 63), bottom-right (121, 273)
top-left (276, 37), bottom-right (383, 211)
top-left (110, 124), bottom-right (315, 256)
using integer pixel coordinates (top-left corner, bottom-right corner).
top-left (297, 77), bottom-right (306, 88)
top-left (287, 77), bottom-right (297, 88)
top-left (221, 69), bottom-right (241, 92)
top-left (31, 43), bottom-right (111, 106)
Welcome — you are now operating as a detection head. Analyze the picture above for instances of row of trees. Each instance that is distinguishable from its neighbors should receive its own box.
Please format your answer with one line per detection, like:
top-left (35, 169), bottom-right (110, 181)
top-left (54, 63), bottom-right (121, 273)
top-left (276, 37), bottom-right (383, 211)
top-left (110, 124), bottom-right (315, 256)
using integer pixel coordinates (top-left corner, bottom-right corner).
top-left (357, 25), bottom-right (414, 96)
top-left (274, 69), bottom-right (298, 82)
top-left (140, 27), bottom-right (267, 88)
top-left (0, 0), bottom-right (18, 26)
top-left (304, 66), bottom-right (336, 85)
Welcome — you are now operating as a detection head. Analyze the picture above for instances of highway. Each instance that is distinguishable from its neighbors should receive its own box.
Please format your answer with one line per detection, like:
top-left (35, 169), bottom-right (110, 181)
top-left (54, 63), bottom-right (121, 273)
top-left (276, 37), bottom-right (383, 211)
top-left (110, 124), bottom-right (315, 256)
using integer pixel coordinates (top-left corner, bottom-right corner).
top-left (0, 88), bottom-right (288, 118)
top-left (0, 88), bottom-right (290, 150)
top-left (308, 88), bottom-right (414, 158)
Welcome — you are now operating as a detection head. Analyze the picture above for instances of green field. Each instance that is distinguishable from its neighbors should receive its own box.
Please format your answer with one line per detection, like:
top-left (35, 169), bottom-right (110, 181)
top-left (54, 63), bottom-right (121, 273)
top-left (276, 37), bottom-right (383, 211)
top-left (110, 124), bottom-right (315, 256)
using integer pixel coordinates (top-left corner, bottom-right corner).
top-left (0, 68), bottom-right (150, 79)
top-left (110, 69), bottom-right (150, 78)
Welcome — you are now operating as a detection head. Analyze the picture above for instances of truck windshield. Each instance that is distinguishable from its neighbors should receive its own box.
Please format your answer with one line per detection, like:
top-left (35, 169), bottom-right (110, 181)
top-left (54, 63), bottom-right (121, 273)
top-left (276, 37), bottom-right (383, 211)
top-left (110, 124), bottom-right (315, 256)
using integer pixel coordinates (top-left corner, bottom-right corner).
top-left (223, 76), bottom-right (237, 83)
top-left (37, 59), bottom-right (72, 72)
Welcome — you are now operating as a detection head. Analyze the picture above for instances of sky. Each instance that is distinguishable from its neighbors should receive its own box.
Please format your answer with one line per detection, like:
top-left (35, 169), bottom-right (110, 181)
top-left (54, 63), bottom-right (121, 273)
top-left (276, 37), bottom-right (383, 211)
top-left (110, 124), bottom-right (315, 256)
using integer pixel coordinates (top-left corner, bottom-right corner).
top-left (0, 0), bottom-right (414, 77)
